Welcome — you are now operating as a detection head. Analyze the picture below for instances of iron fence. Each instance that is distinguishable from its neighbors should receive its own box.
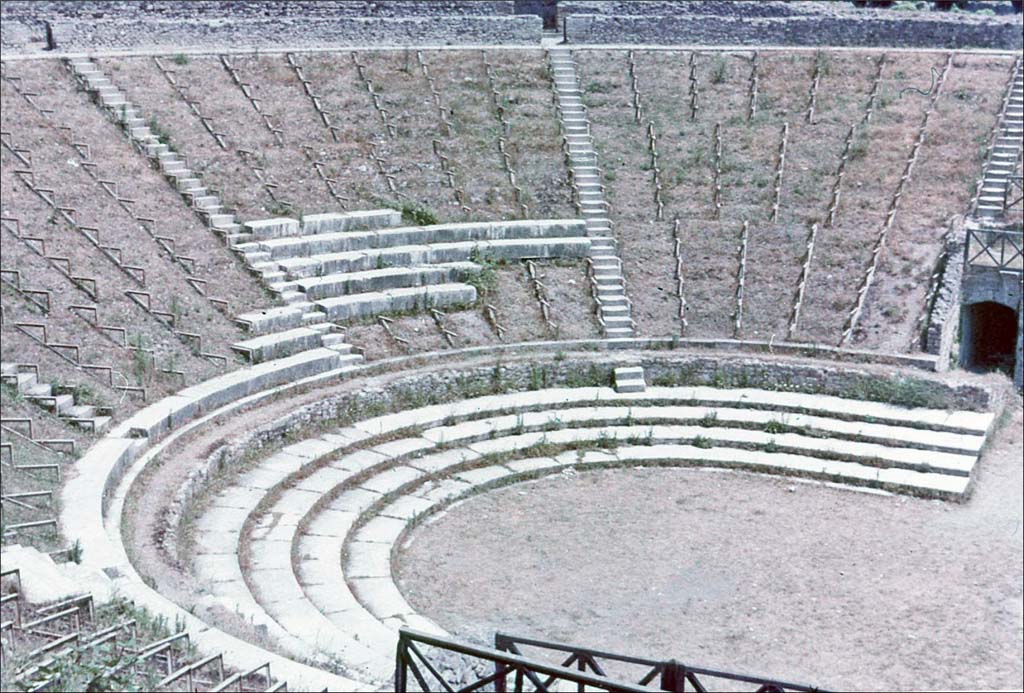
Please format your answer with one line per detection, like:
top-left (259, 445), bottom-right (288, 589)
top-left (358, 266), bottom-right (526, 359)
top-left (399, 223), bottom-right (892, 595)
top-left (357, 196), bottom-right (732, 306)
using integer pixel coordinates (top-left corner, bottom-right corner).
top-left (495, 632), bottom-right (826, 693)
top-left (964, 227), bottom-right (1023, 272)
top-left (395, 628), bottom-right (828, 693)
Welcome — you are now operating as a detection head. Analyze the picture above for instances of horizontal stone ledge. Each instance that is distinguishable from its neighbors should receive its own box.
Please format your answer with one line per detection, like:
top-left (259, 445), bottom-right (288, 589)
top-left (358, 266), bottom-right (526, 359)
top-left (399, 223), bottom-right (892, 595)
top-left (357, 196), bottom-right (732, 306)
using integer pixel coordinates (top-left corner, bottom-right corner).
top-left (256, 218), bottom-right (587, 260)
top-left (107, 348), bottom-right (346, 441)
top-left (62, 338), bottom-right (996, 693)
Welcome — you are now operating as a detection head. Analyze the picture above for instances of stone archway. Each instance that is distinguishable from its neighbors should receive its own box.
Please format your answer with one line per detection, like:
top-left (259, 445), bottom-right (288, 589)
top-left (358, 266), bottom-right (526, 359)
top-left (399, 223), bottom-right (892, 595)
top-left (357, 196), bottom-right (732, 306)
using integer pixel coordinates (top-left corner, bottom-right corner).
top-left (961, 301), bottom-right (1019, 376)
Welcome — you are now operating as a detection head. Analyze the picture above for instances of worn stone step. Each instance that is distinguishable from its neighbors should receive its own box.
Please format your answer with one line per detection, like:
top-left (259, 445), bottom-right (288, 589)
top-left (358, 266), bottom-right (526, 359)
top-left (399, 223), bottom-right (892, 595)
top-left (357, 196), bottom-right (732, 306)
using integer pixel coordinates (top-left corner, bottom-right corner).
top-left (41, 393), bottom-right (75, 414)
top-left (278, 237), bottom-right (592, 280)
top-left (231, 326), bottom-right (326, 364)
top-left (235, 303), bottom-right (313, 333)
top-left (315, 283), bottom-right (478, 321)
top-left (66, 404), bottom-right (96, 419)
top-left (257, 219), bottom-right (586, 261)
top-left (81, 416), bottom-right (111, 432)
top-left (0, 370), bottom-right (38, 391)
top-left (296, 263), bottom-right (479, 301)
top-left (243, 250), bottom-right (273, 265)
top-left (280, 290), bottom-right (307, 304)
top-left (71, 61), bottom-right (99, 75)
top-left (209, 214), bottom-right (237, 228)
top-left (24, 383), bottom-right (52, 398)
top-left (614, 366), bottom-right (646, 393)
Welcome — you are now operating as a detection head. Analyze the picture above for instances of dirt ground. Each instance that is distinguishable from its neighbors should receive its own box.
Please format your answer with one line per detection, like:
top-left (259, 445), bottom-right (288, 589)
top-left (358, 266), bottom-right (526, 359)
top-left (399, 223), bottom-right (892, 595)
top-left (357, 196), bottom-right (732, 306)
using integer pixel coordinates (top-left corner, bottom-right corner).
top-left (397, 404), bottom-right (1024, 692)
top-left (1, 59), bottom-right (263, 414)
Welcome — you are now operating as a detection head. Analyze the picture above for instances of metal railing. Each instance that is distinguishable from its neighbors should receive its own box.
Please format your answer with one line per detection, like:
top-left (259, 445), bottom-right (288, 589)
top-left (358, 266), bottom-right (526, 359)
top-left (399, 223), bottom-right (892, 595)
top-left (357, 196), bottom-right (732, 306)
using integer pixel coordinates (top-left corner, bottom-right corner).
top-left (495, 632), bottom-right (827, 693)
top-left (396, 628), bottom-right (828, 693)
top-left (964, 228), bottom-right (1023, 272)
top-left (396, 629), bottom-right (653, 693)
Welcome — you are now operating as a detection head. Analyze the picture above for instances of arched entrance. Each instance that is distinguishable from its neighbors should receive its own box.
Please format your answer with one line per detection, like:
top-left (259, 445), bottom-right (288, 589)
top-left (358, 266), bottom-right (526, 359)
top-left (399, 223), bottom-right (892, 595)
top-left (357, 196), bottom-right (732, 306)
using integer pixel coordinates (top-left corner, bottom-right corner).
top-left (961, 301), bottom-right (1019, 376)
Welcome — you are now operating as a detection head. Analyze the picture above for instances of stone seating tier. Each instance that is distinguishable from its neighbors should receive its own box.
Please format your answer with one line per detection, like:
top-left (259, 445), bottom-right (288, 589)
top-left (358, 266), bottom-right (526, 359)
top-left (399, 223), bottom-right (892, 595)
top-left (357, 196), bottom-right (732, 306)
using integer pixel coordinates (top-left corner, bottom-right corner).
top-left (186, 384), bottom-right (992, 685)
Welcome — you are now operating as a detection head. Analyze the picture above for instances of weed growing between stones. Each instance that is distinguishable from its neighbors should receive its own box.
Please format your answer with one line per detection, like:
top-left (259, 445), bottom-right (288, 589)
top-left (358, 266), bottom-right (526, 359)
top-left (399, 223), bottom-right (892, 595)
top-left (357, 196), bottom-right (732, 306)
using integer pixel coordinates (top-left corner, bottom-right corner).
top-left (147, 116), bottom-right (174, 148)
top-left (693, 435), bottom-right (714, 449)
top-left (401, 203), bottom-right (439, 226)
top-left (466, 251), bottom-right (500, 300)
top-left (130, 333), bottom-right (152, 384)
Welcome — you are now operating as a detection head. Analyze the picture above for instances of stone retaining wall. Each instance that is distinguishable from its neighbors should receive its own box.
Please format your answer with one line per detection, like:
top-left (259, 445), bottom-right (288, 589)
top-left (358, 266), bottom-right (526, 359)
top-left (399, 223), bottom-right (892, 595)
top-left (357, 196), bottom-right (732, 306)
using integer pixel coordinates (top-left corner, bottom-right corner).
top-left (558, 1), bottom-right (809, 19)
top-left (38, 15), bottom-right (541, 51)
top-left (925, 219), bottom-right (967, 367)
top-left (197, 353), bottom-right (998, 476)
top-left (0, 1), bottom-right (516, 24)
top-left (564, 12), bottom-right (1023, 49)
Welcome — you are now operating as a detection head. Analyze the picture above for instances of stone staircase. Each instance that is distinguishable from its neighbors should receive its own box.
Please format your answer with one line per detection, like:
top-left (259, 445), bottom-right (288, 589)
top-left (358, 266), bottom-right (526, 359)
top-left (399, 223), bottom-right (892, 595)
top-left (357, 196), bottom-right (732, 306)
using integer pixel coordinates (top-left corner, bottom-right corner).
top-left (232, 213), bottom-right (593, 361)
top-left (65, 58), bottom-right (365, 367)
top-left (67, 58), bottom-right (249, 246)
top-left (548, 46), bottom-right (635, 339)
top-left (1, 363), bottom-right (111, 433)
top-left (976, 58), bottom-right (1023, 219)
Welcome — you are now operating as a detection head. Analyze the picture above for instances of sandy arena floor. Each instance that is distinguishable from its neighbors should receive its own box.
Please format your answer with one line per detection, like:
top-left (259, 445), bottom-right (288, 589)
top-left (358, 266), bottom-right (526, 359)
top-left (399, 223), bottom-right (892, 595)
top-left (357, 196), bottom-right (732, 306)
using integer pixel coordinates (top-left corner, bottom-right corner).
top-left (396, 406), bottom-right (1024, 691)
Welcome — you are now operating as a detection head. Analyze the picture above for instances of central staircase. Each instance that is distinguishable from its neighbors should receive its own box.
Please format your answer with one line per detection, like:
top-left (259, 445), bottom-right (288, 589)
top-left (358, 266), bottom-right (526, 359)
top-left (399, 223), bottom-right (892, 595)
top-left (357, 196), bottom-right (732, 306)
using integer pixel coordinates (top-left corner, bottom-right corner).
top-left (549, 46), bottom-right (636, 339)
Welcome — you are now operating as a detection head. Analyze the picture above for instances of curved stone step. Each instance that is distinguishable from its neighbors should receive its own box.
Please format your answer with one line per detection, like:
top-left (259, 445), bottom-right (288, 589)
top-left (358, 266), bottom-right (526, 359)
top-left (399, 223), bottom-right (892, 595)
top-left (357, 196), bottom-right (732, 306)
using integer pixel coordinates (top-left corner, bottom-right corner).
top-left (315, 283), bottom-right (478, 321)
top-left (296, 262), bottom-right (479, 301)
top-left (277, 238), bottom-right (592, 279)
top-left (179, 382), bottom-right (992, 688)
top-left (255, 219), bottom-right (586, 260)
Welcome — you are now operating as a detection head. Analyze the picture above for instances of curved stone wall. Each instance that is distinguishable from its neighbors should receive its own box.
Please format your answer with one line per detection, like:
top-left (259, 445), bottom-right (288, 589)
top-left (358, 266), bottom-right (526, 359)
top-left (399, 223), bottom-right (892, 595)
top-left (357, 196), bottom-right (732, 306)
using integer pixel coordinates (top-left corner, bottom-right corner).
top-left (59, 339), bottom-right (1000, 689)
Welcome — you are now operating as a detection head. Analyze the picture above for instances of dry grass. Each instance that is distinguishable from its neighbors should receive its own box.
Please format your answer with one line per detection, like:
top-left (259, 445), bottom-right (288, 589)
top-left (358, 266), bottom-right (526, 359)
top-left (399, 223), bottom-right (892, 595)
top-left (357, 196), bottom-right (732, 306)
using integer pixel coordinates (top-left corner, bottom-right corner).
top-left (576, 49), bottom-right (1015, 347)
top-left (1, 62), bottom-right (259, 413)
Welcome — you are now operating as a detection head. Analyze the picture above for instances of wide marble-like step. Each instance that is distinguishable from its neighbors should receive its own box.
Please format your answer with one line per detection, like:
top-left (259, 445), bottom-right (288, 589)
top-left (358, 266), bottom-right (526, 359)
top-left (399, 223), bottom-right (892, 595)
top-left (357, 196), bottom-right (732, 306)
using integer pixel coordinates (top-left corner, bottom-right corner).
top-left (245, 219), bottom-right (586, 262)
top-left (274, 237), bottom-right (591, 280)
top-left (232, 216), bottom-right (592, 351)
top-left (187, 385), bottom-right (993, 687)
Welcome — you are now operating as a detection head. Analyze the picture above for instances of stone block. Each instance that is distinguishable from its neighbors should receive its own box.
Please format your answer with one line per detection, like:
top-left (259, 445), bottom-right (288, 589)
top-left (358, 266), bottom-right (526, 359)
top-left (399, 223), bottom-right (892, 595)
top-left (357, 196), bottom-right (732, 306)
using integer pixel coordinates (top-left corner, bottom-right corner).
top-left (315, 284), bottom-right (477, 321)
top-left (231, 327), bottom-right (323, 365)
top-left (244, 217), bottom-right (301, 240)
top-left (301, 209), bottom-right (401, 236)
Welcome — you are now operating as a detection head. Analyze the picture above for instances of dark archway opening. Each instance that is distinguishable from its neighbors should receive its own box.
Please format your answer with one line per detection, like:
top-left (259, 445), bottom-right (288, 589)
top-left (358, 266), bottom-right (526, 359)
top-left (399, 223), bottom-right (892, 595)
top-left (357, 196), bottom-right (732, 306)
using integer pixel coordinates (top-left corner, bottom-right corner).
top-left (514, 0), bottom-right (558, 29)
top-left (962, 301), bottom-right (1018, 376)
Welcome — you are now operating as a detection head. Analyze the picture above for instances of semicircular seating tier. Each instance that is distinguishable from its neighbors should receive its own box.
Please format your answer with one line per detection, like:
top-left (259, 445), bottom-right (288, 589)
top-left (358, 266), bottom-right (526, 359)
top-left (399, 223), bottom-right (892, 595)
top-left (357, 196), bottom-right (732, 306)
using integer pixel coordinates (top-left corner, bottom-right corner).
top-left (186, 383), bottom-right (992, 686)
top-left (230, 211), bottom-right (593, 363)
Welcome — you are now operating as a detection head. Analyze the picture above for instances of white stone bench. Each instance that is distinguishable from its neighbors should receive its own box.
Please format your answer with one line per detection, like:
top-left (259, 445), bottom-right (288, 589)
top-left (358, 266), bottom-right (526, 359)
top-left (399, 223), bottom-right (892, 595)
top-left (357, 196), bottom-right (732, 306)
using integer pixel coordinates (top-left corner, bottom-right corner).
top-left (239, 422), bottom-right (976, 679)
top-left (242, 209), bottom-right (401, 242)
top-left (234, 303), bottom-right (315, 334)
top-left (315, 284), bottom-right (478, 321)
top-left (277, 238), bottom-right (592, 279)
top-left (297, 262), bottom-right (479, 301)
top-left (255, 219), bottom-right (587, 260)
top-left (230, 327), bottom-right (325, 364)
top-left (230, 326), bottom-right (360, 364)
top-left (183, 384), bottom-right (991, 685)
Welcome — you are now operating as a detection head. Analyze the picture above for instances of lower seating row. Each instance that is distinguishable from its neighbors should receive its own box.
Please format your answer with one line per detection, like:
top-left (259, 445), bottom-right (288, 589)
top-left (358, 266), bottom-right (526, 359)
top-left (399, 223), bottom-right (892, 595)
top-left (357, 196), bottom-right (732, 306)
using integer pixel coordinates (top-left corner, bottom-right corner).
top-left (185, 383), bottom-right (992, 686)
top-left (231, 211), bottom-right (592, 362)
